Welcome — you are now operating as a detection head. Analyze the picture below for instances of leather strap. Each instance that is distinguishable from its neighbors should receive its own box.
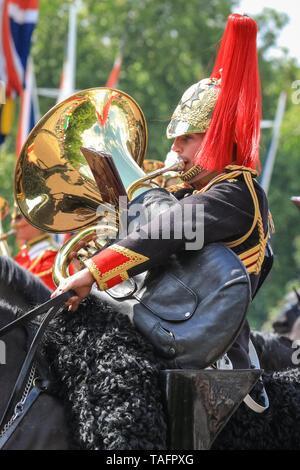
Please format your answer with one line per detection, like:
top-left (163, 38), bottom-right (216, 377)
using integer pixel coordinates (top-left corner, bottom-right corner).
top-left (0, 291), bottom-right (75, 431)
top-left (0, 290), bottom-right (75, 337)
top-left (0, 385), bottom-right (44, 449)
top-left (243, 390), bottom-right (269, 413)
top-left (243, 339), bottom-right (269, 413)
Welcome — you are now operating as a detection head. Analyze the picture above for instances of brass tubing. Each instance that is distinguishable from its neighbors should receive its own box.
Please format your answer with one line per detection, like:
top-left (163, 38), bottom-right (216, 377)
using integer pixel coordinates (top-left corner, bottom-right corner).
top-left (127, 160), bottom-right (185, 201)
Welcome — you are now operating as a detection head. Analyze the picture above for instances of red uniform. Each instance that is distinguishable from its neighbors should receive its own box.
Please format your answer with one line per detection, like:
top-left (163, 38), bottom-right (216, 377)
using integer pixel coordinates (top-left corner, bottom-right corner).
top-left (14, 233), bottom-right (58, 291)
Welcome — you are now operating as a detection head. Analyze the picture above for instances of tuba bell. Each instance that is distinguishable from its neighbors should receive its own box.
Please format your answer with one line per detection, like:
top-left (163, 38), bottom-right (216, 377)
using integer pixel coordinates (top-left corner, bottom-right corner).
top-left (14, 87), bottom-right (184, 286)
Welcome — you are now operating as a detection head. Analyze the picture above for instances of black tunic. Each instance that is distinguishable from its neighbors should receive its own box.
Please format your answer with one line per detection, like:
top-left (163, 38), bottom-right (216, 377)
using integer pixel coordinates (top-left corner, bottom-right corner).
top-left (89, 170), bottom-right (270, 368)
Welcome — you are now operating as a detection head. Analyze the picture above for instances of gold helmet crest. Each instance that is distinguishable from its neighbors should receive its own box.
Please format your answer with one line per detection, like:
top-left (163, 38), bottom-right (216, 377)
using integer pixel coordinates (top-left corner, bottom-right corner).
top-left (166, 78), bottom-right (219, 139)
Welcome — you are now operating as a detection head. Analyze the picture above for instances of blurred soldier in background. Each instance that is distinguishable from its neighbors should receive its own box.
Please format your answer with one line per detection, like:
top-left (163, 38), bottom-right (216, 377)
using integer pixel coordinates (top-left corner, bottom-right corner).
top-left (11, 203), bottom-right (58, 291)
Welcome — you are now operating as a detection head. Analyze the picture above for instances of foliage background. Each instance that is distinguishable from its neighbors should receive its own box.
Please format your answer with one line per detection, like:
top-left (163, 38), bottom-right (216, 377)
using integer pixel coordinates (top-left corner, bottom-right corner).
top-left (1, 0), bottom-right (300, 329)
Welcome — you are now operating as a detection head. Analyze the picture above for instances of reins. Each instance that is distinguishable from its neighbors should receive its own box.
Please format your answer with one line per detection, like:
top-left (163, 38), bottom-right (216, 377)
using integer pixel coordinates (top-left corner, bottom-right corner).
top-left (0, 290), bottom-right (75, 448)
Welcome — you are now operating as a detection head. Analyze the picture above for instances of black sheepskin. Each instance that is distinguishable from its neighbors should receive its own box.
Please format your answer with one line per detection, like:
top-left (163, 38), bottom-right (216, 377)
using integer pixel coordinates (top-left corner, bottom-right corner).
top-left (212, 368), bottom-right (300, 450)
top-left (42, 294), bottom-right (168, 450)
top-left (2, 294), bottom-right (300, 450)
top-left (43, 294), bottom-right (300, 451)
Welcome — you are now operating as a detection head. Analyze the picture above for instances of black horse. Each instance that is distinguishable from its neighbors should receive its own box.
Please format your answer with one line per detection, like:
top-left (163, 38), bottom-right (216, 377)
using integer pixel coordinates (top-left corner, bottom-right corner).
top-left (1, 255), bottom-right (300, 450)
top-left (0, 255), bottom-right (167, 450)
top-left (0, 256), bottom-right (71, 450)
top-left (250, 330), bottom-right (299, 372)
top-left (272, 288), bottom-right (300, 338)
top-left (248, 288), bottom-right (300, 372)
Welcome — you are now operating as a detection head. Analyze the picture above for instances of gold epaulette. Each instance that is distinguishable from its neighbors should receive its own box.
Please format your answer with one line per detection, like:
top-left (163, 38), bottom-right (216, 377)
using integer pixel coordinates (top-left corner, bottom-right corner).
top-left (193, 165), bottom-right (272, 276)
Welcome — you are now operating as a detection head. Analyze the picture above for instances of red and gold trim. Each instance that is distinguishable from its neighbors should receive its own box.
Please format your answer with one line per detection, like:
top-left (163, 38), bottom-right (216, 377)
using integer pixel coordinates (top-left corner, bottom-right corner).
top-left (27, 251), bottom-right (47, 273)
top-left (166, 182), bottom-right (191, 193)
top-left (238, 243), bottom-right (263, 274)
top-left (236, 231), bottom-right (269, 275)
top-left (195, 165), bottom-right (273, 276)
top-left (85, 244), bottom-right (149, 291)
top-left (35, 268), bottom-right (53, 278)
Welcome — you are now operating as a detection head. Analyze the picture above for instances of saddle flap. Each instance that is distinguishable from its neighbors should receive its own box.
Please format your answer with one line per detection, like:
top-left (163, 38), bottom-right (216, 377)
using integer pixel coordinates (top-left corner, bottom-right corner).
top-left (132, 243), bottom-right (251, 368)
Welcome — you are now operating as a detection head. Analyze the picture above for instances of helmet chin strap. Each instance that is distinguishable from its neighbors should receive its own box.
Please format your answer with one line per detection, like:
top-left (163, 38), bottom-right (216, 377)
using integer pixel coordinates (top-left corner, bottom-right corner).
top-left (180, 165), bottom-right (204, 182)
top-left (181, 142), bottom-right (238, 183)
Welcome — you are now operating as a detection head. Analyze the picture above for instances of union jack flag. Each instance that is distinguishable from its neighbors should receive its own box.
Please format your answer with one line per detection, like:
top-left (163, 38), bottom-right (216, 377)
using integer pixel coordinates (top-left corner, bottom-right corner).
top-left (0, 0), bottom-right (39, 146)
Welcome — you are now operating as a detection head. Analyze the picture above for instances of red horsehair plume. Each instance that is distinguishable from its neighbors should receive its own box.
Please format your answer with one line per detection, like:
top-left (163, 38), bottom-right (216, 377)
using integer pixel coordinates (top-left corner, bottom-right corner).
top-left (194, 14), bottom-right (262, 172)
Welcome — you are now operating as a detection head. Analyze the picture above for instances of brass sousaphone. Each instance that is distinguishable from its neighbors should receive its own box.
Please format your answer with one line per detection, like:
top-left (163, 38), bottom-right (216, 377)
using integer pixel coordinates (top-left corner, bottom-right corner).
top-left (13, 88), bottom-right (259, 425)
top-left (14, 88), bottom-right (184, 285)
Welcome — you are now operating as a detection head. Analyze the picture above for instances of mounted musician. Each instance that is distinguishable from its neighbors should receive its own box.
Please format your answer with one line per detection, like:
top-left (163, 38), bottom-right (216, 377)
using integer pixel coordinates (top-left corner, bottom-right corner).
top-left (50, 14), bottom-right (274, 371)
top-left (0, 13), bottom-right (282, 451)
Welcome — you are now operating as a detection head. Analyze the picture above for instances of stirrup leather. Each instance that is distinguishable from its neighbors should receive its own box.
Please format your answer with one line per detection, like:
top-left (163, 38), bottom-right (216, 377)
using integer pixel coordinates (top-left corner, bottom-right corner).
top-left (243, 339), bottom-right (269, 413)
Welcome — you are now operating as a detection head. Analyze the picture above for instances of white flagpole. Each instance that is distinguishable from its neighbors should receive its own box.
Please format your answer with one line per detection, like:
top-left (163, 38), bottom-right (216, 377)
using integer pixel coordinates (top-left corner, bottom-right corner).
top-left (260, 90), bottom-right (287, 195)
top-left (30, 57), bottom-right (40, 122)
top-left (57, 0), bottom-right (79, 103)
top-left (67, 0), bottom-right (78, 95)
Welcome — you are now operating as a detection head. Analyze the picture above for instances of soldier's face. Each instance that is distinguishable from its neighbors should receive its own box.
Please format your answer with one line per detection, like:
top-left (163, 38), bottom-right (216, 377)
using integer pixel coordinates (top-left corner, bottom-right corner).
top-left (171, 133), bottom-right (205, 171)
top-left (171, 132), bottom-right (220, 185)
top-left (12, 215), bottom-right (44, 247)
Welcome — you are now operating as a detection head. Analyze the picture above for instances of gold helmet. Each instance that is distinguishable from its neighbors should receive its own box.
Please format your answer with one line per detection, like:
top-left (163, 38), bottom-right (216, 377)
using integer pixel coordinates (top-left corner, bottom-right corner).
top-left (167, 14), bottom-right (262, 173)
top-left (166, 78), bottom-right (219, 139)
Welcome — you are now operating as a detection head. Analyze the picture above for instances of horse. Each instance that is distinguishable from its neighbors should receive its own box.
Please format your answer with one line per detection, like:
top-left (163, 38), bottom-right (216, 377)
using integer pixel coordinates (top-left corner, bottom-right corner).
top-left (0, 299), bottom-right (71, 450)
top-left (1, 255), bottom-right (300, 450)
top-left (0, 255), bottom-right (167, 450)
top-left (0, 255), bottom-right (72, 449)
top-left (250, 330), bottom-right (299, 372)
top-left (272, 288), bottom-right (300, 338)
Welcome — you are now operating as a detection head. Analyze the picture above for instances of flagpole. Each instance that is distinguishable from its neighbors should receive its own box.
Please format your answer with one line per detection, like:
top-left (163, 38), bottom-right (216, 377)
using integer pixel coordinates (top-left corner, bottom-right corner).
top-left (29, 57), bottom-right (40, 122)
top-left (56, 0), bottom-right (79, 103)
top-left (260, 90), bottom-right (287, 195)
top-left (66, 0), bottom-right (79, 96)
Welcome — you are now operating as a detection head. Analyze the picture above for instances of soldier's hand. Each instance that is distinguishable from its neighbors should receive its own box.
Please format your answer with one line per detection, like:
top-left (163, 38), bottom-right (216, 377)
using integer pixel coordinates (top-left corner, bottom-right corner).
top-left (51, 268), bottom-right (94, 311)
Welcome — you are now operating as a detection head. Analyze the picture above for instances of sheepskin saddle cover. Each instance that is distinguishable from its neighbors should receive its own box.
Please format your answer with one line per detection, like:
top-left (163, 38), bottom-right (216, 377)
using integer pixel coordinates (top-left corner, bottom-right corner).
top-left (42, 293), bottom-right (168, 450)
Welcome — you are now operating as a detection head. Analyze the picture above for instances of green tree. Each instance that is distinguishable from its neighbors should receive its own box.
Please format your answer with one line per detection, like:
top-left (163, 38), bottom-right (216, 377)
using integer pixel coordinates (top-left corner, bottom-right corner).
top-left (1, 0), bottom-right (300, 328)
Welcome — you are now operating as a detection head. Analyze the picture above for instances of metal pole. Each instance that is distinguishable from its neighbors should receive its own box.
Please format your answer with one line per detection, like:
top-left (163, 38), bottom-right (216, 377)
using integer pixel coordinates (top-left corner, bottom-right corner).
top-left (66, 0), bottom-right (79, 95)
top-left (29, 57), bottom-right (40, 122)
top-left (260, 90), bottom-right (287, 195)
top-left (57, 0), bottom-right (79, 102)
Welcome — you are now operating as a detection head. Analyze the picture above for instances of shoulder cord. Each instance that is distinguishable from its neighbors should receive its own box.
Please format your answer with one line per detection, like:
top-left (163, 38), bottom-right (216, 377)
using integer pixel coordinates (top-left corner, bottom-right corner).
top-left (27, 250), bottom-right (52, 278)
top-left (28, 251), bottom-right (47, 273)
top-left (195, 165), bottom-right (271, 411)
top-left (193, 165), bottom-right (269, 276)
